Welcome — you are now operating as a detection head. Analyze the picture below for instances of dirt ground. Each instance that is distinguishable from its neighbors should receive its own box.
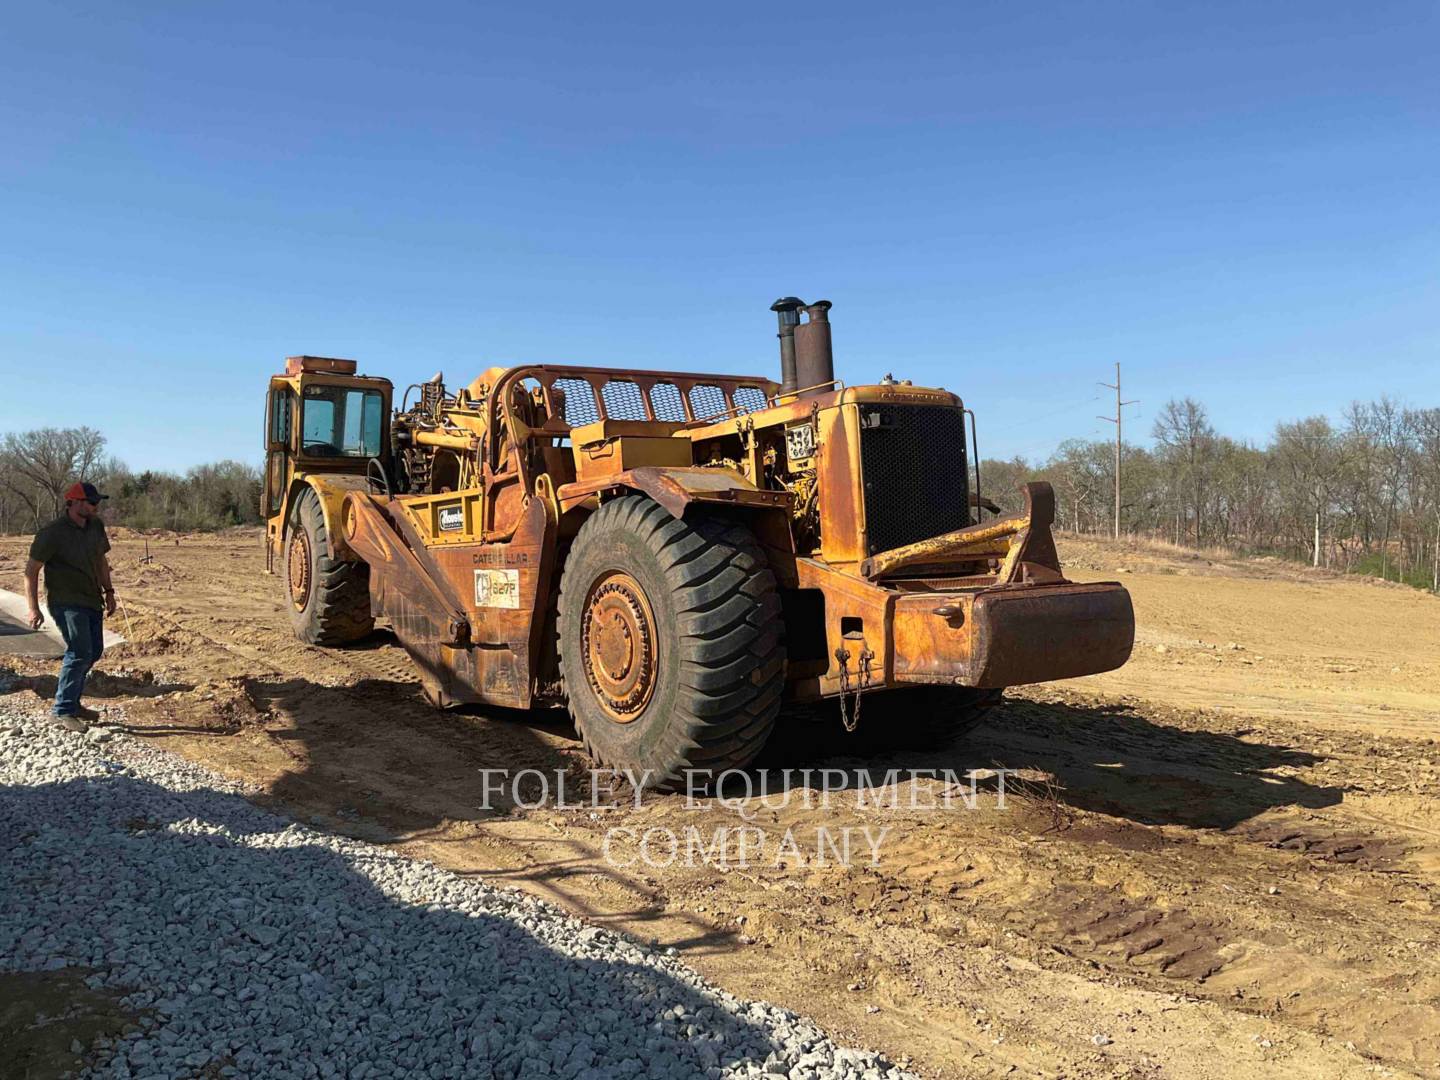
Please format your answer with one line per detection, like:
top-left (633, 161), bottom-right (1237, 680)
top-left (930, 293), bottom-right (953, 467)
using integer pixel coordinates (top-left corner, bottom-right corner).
top-left (3, 528), bottom-right (1438, 1080)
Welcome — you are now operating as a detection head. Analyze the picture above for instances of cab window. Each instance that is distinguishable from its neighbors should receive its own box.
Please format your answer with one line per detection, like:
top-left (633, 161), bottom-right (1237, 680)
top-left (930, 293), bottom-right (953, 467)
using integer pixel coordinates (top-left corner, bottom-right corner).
top-left (268, 388), bottom-right (292, 446)
top-left (301, 385), bottom-right (384, 457)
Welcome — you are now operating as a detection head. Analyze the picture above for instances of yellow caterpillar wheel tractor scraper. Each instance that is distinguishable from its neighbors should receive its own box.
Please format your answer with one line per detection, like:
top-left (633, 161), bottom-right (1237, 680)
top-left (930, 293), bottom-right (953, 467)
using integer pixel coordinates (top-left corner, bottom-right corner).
top-left (262, 298), bottom-right (1134, 789)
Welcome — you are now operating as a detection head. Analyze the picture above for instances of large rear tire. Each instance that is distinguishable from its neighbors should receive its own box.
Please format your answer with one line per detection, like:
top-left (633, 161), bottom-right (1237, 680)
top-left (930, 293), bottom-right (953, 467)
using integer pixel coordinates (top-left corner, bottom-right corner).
top-left (557, 496), bottom-right (785, 789)
top-left (284, 488), bottom-right (374, 645)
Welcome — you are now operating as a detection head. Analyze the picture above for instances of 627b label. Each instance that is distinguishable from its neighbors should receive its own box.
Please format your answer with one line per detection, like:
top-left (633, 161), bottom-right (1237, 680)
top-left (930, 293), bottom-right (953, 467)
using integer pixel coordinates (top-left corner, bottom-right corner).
top-left (474, 569), bottom-right (520, 609)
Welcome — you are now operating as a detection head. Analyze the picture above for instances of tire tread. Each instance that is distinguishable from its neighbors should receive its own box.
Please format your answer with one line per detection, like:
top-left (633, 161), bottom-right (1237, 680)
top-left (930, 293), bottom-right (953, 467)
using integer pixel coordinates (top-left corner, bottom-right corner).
top-left (557, 496), bottom-right (786, 789)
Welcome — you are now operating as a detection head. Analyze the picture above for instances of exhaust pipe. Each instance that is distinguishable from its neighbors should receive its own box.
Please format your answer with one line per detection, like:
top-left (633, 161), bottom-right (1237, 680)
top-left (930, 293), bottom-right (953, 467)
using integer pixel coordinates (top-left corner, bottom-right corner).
top-left (793, 300), bottom-right (834, 395)
top-left (770, 297), bottom-right (804, 395)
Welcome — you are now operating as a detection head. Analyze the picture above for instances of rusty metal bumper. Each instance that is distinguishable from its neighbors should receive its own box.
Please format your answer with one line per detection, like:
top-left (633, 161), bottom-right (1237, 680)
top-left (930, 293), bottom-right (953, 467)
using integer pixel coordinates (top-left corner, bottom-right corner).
top-left (796, 558), bottom-right (1134, 697)
top-left (893, 581), bottom-right (1134, 689)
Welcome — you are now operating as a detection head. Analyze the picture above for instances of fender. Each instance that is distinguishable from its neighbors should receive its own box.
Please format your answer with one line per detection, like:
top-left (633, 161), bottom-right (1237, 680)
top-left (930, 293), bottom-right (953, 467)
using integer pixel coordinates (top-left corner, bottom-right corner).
top-left (556, 466), bottom-right (798, 587)
top-left (288, 474), bottom-right (371, 560)
top-left (556, 465), bottom-right (791, 520)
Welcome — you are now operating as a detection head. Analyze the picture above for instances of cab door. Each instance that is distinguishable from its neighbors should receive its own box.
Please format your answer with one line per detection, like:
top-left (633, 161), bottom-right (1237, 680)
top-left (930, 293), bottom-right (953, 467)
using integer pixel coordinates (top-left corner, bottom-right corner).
top-left (263, 383), bottom-right (294, 536)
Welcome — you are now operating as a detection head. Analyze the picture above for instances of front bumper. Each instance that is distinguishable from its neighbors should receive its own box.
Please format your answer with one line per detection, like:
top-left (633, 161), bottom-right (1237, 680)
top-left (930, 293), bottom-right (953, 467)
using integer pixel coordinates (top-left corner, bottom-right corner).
top-left (893, 581), bottom-right (1134, 689)
top-left (794, 559), bottom-right (1134, 696)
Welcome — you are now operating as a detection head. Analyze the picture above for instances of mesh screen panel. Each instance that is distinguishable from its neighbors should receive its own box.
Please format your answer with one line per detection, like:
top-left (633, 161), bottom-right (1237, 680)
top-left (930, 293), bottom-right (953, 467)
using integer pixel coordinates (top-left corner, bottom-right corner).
top-left (552, 378), bottom-right (600, 427)
top-left (733, 386), bottom-right (768, 414)
top-left (859, 405), bottom-right (970, 555)
top-left (601, 380), bottom-right (648, 420)
top-left (649, 383), bottom-right (688, 422)
top-left (689, 384), bottom-right (729, 421)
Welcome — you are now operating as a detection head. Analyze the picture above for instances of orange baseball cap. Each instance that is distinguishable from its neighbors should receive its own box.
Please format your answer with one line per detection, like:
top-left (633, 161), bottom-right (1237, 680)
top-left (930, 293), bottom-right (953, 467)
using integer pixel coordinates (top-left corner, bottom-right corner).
top-left (64, 481), bottom-right (108, 503)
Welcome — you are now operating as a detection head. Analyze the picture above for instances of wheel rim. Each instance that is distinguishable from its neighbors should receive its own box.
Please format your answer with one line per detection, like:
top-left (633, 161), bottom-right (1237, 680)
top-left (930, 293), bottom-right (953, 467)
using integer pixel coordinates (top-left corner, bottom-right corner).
top-left (287, 529), bottom-right (313, 611)
top-left (581, 571), bottom-right (657, 722)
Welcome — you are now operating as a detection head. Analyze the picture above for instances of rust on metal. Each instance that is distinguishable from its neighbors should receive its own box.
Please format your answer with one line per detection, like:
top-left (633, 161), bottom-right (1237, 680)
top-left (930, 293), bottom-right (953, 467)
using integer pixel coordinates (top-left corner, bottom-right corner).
top-left (286, 529), bottom-right (311, 610)
top-left (965, 581), bottom-right (1134, 688)
top-left (994, 482), bottom-right (1065, 585)
top-left (582, 571), bottom-right (657, 721)
top-left (558, 466), bottom-right (790, 521)
top-left (265, 293), bottom-right (1136, 752)
top-left (859, 482), bottom-right (1064, 583)
top-left (771, 297), bottom-right (804, 395)
top-left (285, 355), bottom-right (358, 376)
top-left (793, 300), bottom-right (834, 397)
top-left (860, 512), bottom-right (1020, 580)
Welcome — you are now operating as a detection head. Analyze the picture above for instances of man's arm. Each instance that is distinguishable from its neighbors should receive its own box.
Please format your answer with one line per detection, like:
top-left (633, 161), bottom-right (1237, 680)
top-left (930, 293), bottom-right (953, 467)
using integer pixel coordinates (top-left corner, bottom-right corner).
top-left (24, 559), bottom-right (44, 630)
top-left (99, 554), bottom-right (116, 617)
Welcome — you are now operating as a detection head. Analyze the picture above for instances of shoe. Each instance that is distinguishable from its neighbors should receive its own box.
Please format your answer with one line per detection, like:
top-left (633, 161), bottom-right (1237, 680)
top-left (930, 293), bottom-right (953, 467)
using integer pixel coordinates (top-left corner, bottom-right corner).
top-left (73, 704), bottom-right (103, 722)
top-left (53, 715), bottom-right (89, 734)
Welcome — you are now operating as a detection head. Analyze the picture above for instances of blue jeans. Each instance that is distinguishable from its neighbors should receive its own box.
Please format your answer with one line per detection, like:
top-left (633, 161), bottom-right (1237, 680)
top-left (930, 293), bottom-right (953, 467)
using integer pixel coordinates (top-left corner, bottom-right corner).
top-left (50, 604), bottom-right (104, 717)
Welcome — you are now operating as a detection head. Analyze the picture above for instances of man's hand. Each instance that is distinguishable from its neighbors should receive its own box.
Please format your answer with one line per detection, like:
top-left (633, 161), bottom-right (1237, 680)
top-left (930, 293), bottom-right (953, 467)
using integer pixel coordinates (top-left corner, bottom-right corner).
top-left (105, 591), bottom-right (117, 618)
top-left (23, 558), bottom-right (44, 630)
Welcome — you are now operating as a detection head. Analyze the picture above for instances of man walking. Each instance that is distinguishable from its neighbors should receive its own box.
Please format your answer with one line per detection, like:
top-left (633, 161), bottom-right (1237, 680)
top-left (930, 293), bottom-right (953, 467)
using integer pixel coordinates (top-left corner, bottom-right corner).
top-left (24, 481), bottom-right (117, 731)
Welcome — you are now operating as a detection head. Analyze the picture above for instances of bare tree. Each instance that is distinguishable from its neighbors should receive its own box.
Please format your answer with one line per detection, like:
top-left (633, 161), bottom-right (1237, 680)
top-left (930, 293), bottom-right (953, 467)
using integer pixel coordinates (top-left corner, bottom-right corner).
top-left (1346, 399), bottom-right (1416, 581)
top-left (1152, 398), bottom-right (1216, 544)
top-left (1273, 417), bottom-right (1343, 566)
top-left (978, 394), bottom-right (1436, 594)
top-left (0, 427), bottom-right (107, 523)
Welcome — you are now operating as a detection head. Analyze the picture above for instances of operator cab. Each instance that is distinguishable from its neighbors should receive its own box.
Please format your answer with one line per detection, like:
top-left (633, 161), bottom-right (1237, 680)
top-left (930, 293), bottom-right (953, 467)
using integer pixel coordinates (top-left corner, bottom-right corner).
top-left (269, 356), bottom-right (391, 463)
top-left (262, 355), bottom-right (394, 568)
top-left (299, 382), bottom-right (386, 459)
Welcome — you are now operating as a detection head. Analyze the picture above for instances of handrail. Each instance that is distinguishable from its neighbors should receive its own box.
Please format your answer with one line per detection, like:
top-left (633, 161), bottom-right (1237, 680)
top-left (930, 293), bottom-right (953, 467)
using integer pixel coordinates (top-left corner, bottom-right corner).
top-left (963, 407), bottom-right (983, 522)
top-left (768, 379), bottom-right (845, 408)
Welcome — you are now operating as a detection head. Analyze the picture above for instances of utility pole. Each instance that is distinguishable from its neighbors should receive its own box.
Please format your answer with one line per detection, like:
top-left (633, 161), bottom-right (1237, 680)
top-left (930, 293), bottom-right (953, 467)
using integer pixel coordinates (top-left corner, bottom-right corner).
top-left (1098, 363), bottom-right (1138, 540)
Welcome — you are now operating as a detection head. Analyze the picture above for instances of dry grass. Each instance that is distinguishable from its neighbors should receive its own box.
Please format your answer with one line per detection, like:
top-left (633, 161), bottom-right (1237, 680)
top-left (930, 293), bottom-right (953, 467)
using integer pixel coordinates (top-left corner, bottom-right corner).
top-left (993, 762), bottom-right (1075, 834)
top-left (1055, 530), bottom-right (1240, 565)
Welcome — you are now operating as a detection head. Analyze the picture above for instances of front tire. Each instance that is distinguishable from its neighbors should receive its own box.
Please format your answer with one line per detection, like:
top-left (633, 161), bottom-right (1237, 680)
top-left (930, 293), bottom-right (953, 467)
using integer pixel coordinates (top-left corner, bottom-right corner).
top-left (284, 488), bottom-right (374, 645)
top-left (557, 496), bottom-right (785, 789)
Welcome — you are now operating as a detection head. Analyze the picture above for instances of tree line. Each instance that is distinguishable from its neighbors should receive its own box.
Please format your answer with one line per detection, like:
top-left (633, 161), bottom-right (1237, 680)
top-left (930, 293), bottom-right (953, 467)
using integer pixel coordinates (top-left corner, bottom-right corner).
top-left (981, 397), bottom-right (1440, 591)
top-left (0, 427), bottom-right (263, 534)
top-left (4, 402), bottom-right (1438, 593)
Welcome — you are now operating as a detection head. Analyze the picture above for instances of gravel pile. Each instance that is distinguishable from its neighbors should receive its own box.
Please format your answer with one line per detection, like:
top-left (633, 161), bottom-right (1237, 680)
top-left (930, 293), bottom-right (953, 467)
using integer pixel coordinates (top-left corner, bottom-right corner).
top-left (0, 700), bottom-right (915, 1080)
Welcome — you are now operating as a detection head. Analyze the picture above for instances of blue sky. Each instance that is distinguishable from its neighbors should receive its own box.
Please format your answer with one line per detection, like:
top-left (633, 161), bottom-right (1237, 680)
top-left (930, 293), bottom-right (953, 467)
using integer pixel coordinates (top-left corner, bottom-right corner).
top-left (1, 2), bottom-right (1435, 472)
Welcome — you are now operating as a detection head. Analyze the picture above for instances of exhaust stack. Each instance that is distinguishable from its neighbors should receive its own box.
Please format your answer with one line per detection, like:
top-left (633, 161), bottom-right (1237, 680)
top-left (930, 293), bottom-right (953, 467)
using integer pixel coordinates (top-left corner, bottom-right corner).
top-left (793, 300), bottom-right (834, 395)
top-left (770, 297), bottom-right (804, 394)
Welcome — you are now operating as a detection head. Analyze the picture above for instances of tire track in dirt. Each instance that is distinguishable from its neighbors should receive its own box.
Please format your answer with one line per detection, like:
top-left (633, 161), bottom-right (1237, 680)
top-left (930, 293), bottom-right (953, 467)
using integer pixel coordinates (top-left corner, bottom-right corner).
top-left (65, 593), bottom-right (580, 842)
top-left (770, 692), bottom-right (1440, 1075)
top-left (7, 530), bottom-right (1440, 1079)
top-left (34, 610), bottom-right (1440, 1075)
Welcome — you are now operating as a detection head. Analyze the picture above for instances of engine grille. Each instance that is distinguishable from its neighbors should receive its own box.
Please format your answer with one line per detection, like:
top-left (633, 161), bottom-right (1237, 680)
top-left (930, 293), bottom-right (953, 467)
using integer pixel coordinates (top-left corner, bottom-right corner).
top-left (858, 404), bottom-right (970, 555)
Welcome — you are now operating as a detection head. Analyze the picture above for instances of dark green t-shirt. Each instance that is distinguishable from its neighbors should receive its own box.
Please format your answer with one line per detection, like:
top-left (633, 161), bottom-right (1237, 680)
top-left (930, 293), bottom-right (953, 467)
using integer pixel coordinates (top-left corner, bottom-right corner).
top-left (29, 514), bottom-right (111, 611)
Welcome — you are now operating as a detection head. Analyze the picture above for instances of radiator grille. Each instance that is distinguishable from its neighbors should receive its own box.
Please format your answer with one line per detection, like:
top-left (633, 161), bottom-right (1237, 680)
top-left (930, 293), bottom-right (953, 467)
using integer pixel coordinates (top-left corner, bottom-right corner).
top-left (859, 405), bottom-right (970, 555)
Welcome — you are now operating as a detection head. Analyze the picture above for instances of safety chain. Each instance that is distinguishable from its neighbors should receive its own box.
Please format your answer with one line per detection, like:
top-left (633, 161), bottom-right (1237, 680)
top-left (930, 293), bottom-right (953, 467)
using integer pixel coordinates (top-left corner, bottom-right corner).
top-left (834, 643), bottom-right (875, 733)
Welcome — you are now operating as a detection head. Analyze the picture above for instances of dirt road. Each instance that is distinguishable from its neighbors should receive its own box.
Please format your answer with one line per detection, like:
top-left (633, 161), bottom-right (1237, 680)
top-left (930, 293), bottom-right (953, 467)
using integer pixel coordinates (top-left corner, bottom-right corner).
top-left (3, 529), bottom-right (1438, 1079)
